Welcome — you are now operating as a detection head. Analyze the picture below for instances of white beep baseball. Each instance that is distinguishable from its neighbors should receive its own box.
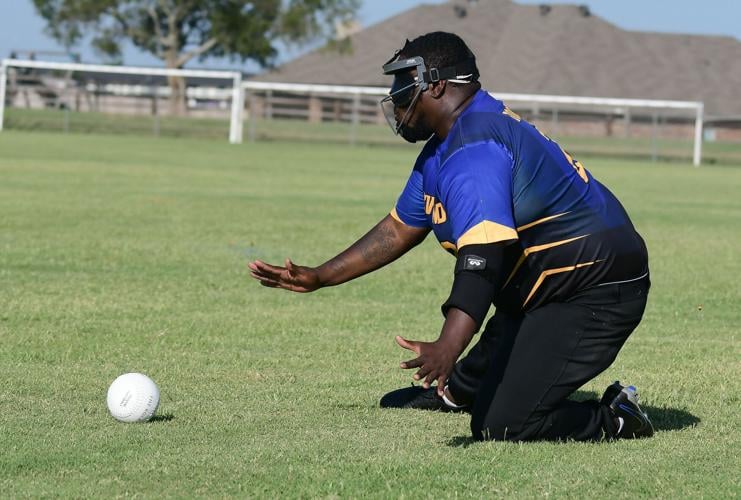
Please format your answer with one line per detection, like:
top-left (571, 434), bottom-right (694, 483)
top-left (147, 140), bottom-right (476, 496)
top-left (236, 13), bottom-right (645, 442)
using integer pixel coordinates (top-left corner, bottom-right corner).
top-left (107, 373), bottom-right (160, 423)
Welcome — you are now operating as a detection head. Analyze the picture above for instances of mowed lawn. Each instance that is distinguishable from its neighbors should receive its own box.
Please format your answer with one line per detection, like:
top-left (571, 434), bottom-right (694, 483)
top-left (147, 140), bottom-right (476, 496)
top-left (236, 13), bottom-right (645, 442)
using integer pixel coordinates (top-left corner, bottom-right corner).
top-left (0, 131), bottom-right (739, 498)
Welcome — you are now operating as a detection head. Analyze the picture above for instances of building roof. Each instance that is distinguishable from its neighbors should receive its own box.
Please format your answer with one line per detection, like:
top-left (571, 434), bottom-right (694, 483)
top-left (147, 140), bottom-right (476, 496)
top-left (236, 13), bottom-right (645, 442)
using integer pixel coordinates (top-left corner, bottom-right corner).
top-left (256, 0), bottom-right (741, 118)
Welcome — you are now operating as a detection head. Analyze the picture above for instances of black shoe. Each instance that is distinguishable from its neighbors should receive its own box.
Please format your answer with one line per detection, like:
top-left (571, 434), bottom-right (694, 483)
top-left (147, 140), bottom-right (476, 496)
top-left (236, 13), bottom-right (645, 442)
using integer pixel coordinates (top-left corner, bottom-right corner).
top-left (379, 385), bottom-right (468, 413)
top-left (603, 381), bottom-right (654, 439)
top-left (600, 380), bottom-right (625, 406)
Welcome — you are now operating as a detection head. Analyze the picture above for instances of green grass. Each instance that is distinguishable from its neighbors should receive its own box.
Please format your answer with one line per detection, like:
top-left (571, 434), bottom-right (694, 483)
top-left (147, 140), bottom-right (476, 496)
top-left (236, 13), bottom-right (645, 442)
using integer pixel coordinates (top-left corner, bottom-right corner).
top-left (6, 107), bottom-right (741, 164)
top-left (5, 107), bottom-right (230, 139)
top-left (0, 130), bottom-right (739, 498)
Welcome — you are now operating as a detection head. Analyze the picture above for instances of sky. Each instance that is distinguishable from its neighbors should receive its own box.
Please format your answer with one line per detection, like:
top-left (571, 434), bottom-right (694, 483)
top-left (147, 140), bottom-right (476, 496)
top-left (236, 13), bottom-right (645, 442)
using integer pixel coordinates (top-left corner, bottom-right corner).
top-left (0, 0), bottom-right (739, 72)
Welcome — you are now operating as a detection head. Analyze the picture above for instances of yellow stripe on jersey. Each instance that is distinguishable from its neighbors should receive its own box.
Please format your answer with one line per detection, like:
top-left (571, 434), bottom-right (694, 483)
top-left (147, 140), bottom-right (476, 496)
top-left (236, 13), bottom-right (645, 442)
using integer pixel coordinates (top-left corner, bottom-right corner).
top-left (524, 234), bottom-right (589, 255)
top-left (389, 208), bottom-right (403, 224)
top-left (457, 220), bottom-right (518, 248)
top-left (523, 260), bottom-right (603, 307)
top-left (440, 241), bottom-right (457, 254)
top-left (502, 234), bottom-right (589, 288)
top-left (516, 212), bottom-right (571, 232)
top-left (502, 107), bottom-right (522, 122)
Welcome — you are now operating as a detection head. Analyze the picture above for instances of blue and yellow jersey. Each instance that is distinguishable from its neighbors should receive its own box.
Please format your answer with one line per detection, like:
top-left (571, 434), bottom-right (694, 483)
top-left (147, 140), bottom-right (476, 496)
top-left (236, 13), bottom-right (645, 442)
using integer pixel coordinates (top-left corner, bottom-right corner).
top-left (391, 90), bottom-right (648, 312)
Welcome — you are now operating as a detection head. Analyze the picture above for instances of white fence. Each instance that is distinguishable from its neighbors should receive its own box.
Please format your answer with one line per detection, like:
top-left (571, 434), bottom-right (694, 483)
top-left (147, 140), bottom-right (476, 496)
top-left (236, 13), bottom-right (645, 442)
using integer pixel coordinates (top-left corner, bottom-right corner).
top-left (0, 59), bottom-right (705, 165)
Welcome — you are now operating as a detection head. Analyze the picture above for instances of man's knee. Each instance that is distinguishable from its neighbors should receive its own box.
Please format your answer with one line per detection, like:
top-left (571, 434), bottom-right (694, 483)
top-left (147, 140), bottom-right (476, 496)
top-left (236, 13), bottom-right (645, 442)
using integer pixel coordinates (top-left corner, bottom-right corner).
top-left (470, 410), bottom-right (536, 442)
top-left (471, 421), bottom-right (530, 442)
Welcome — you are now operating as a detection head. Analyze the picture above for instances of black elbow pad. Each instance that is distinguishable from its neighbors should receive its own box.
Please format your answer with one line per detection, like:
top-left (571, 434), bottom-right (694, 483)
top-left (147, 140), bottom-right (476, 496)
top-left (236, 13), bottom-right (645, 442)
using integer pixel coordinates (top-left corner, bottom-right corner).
top-left (441, 244), bottom-right (505, 330)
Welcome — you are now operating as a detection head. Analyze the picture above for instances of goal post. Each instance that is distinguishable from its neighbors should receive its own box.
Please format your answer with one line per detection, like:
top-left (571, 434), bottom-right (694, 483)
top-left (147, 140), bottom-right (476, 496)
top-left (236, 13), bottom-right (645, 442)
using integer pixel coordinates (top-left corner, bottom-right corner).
top-left (0, 58), bottom-right (245, 143)
top-left (0, 60), bottom-right (7, 132)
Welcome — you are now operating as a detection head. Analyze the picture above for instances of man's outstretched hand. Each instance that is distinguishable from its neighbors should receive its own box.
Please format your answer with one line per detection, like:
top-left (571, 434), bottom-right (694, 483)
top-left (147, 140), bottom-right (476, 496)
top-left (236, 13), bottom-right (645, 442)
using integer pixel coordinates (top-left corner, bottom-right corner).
top-left (248, 259), bottom-right (322, 293)
top-left (395, 308), bottom-right (477, 396)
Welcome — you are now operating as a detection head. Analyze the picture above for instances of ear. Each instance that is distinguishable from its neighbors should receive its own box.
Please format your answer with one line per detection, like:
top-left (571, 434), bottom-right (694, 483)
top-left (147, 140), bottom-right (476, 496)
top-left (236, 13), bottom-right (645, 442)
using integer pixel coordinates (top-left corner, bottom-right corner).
top-left (427, 79), bottom-right (447, 99)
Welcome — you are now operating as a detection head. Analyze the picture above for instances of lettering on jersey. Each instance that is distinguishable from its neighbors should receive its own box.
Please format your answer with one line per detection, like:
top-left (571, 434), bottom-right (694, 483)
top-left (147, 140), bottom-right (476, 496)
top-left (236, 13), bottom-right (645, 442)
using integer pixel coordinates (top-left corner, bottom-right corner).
top-left (423, 194), bottom-right (447, 224)
top-left (502, 103), bottom-right (589, 183)
top-left (559, 146), bottom-right (589, 183)
top-left (529, 123), bottom-right (588, 183)
top-left (424, 194), bottom-right (435, 215)
top-left (433, 203), bottom-right (447, 224)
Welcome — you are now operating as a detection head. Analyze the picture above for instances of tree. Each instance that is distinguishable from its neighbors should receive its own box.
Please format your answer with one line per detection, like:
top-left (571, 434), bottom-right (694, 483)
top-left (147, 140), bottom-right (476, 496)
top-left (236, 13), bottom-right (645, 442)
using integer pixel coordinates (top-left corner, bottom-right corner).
top-left (33, 0), bottom-right (360, 114)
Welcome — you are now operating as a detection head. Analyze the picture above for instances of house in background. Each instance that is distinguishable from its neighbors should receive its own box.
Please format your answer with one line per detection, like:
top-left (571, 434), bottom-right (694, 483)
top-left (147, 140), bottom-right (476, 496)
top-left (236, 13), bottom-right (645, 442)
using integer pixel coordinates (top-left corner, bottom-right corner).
top-left (254, 0), bottom-right (741, 142)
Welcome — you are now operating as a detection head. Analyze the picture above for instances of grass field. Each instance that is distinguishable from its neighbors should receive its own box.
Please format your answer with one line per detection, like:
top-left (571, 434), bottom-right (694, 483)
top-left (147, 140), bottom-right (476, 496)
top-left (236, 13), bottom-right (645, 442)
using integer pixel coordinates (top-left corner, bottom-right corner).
top-left (1, 130), bottom-right (739, 498)
top-left (7, 107), bottom-right (741, 165)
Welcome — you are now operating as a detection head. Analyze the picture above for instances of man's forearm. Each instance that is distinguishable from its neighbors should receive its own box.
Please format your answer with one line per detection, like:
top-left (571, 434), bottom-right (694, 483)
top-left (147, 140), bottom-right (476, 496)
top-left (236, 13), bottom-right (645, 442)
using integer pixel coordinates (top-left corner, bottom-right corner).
top-left (438, 307), bottom-right (477, 358)
top-left (316, 215), bottom-right (428, 287)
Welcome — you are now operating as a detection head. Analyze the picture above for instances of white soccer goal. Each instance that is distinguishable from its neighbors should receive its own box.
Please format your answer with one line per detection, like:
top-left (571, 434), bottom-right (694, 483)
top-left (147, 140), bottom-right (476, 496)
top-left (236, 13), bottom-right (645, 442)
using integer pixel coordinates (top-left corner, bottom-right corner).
top-left (0, 59), bottom-right (244, 143)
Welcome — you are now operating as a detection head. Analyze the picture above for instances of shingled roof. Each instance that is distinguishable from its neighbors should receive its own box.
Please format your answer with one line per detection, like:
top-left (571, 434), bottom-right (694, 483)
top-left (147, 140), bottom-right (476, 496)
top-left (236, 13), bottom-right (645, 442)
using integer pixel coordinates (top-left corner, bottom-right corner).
top-left (256, 0), bottom-right (741, 118)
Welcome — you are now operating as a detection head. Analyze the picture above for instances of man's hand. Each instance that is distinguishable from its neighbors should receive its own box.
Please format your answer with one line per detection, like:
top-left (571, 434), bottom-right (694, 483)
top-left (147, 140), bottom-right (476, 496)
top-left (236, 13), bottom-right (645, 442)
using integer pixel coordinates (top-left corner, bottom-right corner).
top-left (395, 308), bottom-right (477, 396)
top-left (248, 258), bottom-right (322, 293)
top-left (396, 336), bottom-right (461, 396)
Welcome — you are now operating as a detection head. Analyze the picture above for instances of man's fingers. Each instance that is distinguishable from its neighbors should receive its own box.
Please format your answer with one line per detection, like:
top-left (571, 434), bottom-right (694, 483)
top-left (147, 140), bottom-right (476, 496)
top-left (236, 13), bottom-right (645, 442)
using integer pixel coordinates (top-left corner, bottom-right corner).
top-left (436, 375), bottom-right (447, 396)
top-left (249, 270), bottom-right (278, 283)
top-left (250, 261), bottom-right (286, 281)
top-left (400, 357), bottom-right (423, 369)
top-left (395, 335), bottom-right (420, 353)
top-left (414, 366), bottom-right (431, 383)
top-left (250, 260), bottom-right (298, 284)
top-left (249, 270), bottom-right (270, 282)
top-left (251, 272), bottom-right (281, 288)
top-left (422, 370), bottom-right (439, 389)
top-left (248, 259), bottom-right (318, 293)
top-left (251, 271), bottom-right (296, 290)
top-left (251, 260), bottom-right (271, 271)
top-left (249, 267), bottom-right (273, 280)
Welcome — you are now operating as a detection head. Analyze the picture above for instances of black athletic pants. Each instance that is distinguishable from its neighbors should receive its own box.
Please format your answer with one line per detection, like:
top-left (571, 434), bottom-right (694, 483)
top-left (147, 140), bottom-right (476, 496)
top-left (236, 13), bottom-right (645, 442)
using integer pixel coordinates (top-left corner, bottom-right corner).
top-left (447, 276), bottom-right (650, 442)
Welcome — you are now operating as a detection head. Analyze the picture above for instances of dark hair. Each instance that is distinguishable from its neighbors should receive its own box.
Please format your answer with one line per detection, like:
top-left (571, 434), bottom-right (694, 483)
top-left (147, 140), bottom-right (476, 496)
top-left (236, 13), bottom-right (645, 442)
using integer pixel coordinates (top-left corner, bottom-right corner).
top-left (398, 32), bottom-right (480, 85)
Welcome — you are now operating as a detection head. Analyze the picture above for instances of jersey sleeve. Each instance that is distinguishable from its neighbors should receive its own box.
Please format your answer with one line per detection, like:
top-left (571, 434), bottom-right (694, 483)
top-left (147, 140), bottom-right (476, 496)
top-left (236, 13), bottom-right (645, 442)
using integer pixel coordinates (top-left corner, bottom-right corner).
top-left (391, 164), bottom-right (429, 228)
top-left (439, 141), bottom-right (518, 248)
